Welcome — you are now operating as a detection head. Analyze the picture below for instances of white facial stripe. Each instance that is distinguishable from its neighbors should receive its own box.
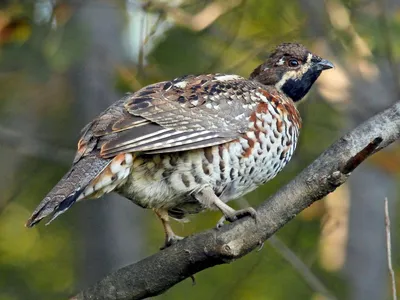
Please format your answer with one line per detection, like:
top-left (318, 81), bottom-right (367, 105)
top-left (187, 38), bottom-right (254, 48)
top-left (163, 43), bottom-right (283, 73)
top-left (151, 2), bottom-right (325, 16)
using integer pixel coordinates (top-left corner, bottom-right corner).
top-left (276, 57), bottom-right (285, 66)
top-left (275, 70), bottom-right (298, 89)
top-left (306, 53), bottom-right (312, 63)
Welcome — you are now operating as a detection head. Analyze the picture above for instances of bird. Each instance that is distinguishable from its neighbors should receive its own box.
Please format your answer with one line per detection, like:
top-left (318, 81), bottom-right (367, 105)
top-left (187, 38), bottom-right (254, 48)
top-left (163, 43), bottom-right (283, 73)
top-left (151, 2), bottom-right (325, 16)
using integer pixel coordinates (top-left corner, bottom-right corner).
top-left (26, 43), bottom-right (333, 249)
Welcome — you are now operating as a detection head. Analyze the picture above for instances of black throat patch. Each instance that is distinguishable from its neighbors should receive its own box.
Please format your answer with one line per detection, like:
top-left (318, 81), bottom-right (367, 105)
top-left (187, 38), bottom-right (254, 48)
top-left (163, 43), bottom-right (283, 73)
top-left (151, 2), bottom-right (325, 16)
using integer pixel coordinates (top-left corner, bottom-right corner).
top-left (281, 68), bottom-right (322, 102)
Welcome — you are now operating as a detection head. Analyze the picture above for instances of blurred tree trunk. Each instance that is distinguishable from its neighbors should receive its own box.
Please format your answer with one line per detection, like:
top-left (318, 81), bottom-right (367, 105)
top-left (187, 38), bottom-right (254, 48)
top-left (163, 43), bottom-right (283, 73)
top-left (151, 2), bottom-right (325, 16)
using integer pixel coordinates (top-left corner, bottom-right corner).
top-left (345, 54), bottom-right (398, 300)
top-left (67, 1), bottom-right (144, 287)
top-left (297, 1), bottom-right (398, 299)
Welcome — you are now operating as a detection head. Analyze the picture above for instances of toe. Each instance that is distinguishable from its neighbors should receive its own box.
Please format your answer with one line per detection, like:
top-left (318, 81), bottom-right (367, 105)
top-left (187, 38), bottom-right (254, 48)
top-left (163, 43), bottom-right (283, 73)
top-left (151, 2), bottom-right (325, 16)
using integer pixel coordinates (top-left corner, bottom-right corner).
top-left (236, 207), bottom-right (257, 220)
top-left (216, 216), bottom-right (226, 229)
top-left (226, 214), bottom-right (238, 223)
top-left (247, 207), bottom-right (257, 219)
top-left (215, 207), bottom-right (258, 229)
top-left (160, 235), bottom-right (184, 250)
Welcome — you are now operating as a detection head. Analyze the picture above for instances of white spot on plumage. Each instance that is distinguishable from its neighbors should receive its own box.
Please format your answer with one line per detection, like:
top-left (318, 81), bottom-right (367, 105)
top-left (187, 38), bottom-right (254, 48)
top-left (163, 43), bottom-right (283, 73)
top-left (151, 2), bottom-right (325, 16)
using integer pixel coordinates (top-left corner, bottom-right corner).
top-left (170, 172), bottom-right (187, 191)
top-left (84, 186), bottom-right (93, 196)
top-left (95, 182), bottom-right (103, 191)
top-left (250, 95), bottom-right (259, 102)
top-left (276, 57), bottom-right (285, 66)
top-left (306, 53), bottom-right (312, 63)
top-left (101, 175), bottom-right (112, 187)
top-left (125, 153), bottom-right (133, 164)
top-left (214, 74), bottom-right (243, 81)
top-left (117, 168), bottom-right (125, 180)
top-left (259, 131), bottom-right (267, 144)
top-left (240, 138), bottom-right (249, 149)
top-left (256, 91), bottom-right (268, 103)
top-left (174, 81), bottom-right (188, 88)
top-left (247, 131), bottom-right (256, 140)
top-left (256, 112), bottom-right (269, 124)
top-left (110, 161), bottom-right (122, 174)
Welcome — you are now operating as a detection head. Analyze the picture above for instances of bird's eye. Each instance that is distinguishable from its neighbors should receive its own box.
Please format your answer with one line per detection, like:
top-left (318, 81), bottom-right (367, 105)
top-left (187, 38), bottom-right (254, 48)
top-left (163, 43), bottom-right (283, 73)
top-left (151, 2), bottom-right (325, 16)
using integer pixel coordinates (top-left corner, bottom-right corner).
top-left (288, 59), bottom-right (299, 67)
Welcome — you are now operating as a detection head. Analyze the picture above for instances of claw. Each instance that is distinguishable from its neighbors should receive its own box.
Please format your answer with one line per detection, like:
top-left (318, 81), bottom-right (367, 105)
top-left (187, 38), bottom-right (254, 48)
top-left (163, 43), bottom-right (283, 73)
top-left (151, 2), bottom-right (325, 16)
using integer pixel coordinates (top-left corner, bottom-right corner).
top-left (160, 234), bottom-right (184, 250)
top-left (257, 241), bottom-right (264, 252)
top-left (216, 217), bottom-right (226, 229)
top-left (190, 275), bottom-right (196, 285)
top-left (216, 207), bottom-right (257, 229)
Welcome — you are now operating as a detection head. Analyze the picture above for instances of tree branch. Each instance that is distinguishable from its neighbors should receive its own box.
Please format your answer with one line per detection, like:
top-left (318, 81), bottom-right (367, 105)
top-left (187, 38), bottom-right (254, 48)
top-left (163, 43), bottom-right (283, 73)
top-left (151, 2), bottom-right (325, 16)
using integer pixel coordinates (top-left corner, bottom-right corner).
top-left (72, 101), bottom-right (400, 300)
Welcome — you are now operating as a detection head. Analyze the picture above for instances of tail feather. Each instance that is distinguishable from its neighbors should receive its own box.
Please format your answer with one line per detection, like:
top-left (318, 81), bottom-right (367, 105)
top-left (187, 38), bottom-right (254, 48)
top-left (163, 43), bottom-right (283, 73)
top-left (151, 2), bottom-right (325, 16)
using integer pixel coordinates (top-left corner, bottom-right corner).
top-left (26, 156), bottom-right (111, 227)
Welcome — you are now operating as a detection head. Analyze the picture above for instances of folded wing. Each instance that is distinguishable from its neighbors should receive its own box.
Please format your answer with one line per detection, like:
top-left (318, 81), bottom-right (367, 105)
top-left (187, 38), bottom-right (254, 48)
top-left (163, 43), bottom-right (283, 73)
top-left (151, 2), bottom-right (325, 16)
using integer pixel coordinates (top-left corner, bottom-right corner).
top-left (77, 74), bottom-right (257, 160)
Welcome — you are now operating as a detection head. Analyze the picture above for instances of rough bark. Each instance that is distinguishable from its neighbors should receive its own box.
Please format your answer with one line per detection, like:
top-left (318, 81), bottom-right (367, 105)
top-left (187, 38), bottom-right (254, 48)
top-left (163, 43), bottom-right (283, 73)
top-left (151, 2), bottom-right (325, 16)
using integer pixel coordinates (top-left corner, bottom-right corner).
top-left (71, 100), bottom-right (400, 300)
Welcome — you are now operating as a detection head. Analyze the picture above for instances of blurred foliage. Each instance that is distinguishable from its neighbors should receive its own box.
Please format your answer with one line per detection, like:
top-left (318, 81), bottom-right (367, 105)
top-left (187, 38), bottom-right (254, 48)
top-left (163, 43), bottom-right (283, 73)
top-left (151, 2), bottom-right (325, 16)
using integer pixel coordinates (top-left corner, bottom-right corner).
top-left (0, 0), bottom-right (399, 299)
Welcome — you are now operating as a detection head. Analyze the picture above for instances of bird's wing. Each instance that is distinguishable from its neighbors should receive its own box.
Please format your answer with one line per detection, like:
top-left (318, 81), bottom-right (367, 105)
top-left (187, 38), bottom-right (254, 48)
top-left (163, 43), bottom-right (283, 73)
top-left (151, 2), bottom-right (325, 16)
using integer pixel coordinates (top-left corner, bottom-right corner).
top-left (75, 74), bottom-right (261, 160)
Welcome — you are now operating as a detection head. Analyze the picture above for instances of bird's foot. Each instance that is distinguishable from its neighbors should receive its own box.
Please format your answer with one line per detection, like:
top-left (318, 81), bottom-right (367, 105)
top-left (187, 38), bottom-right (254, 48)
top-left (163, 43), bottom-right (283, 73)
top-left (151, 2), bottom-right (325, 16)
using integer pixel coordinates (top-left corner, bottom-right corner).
top-left (160, 234), bottom-right (184, 250)
top-left (216, 207), bottom-right (257, 229)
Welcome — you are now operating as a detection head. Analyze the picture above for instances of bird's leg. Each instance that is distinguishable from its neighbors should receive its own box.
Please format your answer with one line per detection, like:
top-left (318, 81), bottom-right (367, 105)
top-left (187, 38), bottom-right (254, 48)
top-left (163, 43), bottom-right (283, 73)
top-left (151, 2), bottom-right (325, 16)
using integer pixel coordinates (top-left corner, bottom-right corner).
top-left (195, 187), bottom-right (257, 229)
top-left (154, 209), bottom-right (183, 250)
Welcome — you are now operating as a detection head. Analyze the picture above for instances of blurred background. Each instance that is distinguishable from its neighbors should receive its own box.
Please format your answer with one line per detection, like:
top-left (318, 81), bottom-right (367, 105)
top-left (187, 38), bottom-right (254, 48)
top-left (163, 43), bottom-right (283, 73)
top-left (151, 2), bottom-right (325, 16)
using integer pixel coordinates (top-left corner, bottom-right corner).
top-left (0, 0), bottom-right (399, 299)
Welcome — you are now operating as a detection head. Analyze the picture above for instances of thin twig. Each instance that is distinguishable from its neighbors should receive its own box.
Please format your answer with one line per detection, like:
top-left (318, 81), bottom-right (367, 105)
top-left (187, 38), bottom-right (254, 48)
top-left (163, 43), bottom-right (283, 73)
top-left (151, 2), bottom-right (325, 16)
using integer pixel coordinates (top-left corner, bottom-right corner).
top-left (237, 198), bottom-right (337, 299)
top-left (211, 251), bottom-right (263, 300)
top-left (142, 13), bottom-right (164, 46)
top-left (268, 236), bottom-right (337, 300)
top-left (385, 197), bottom-right (397, 300)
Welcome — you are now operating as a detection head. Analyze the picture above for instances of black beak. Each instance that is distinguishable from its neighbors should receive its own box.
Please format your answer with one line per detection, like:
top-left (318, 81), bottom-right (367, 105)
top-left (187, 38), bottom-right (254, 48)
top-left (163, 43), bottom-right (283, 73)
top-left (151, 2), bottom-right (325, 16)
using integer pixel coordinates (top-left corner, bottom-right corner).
top-left (316, 58), bottom-right (334, 71)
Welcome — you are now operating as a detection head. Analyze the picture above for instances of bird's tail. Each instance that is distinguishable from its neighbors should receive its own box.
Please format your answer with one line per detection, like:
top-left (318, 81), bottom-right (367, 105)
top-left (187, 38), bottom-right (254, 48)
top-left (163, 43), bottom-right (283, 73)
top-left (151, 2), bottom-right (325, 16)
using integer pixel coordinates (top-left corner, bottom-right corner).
top-left (26, 156), bottom-right (112, 227)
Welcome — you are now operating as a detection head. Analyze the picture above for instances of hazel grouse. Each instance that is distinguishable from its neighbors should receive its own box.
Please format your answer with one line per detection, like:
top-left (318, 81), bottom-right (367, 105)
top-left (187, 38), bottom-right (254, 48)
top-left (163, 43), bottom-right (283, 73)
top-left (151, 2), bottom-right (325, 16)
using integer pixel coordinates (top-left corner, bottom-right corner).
top-left (26, 43), bottom-right (333, 248)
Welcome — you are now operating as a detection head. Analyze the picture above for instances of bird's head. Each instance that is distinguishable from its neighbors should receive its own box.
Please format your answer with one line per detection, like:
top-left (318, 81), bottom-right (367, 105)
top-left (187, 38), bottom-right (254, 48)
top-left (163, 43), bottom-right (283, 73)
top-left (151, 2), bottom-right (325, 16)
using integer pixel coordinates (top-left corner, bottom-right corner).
top-left (250, 43), bottom-right (334, 102)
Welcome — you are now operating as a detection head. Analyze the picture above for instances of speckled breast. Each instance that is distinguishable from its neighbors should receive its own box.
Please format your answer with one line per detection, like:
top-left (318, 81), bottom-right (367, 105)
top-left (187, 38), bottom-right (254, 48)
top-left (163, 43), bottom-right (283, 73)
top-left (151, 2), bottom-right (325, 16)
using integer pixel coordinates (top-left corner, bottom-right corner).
top-left (204, 88), bottom-right (301, 201)
top-left (117, 88), bottom-right (301, 215)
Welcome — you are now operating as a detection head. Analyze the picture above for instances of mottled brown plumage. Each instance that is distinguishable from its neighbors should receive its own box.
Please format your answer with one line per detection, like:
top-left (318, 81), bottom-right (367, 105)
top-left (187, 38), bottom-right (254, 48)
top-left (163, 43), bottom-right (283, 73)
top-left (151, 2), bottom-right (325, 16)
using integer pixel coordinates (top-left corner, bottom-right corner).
top-left (26, 43), bottom-right (333, 248)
